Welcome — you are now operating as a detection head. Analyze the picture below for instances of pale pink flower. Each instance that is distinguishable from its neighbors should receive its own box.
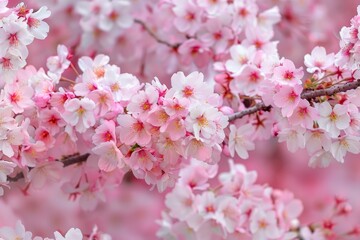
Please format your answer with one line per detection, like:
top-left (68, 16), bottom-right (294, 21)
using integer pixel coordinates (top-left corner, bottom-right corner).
top-left (0, 160), bottom-right (16, 183)
top-left (0, 221), bottom-right (32, 240)
top-left (304, 129), bottom-right (332, 154)
top-left (300, 227), bottom-right (325, 240)
top-left (169, 71), bottom-right (212, 102)
top-left (308, 149), bottom-right (334, 168)
top-left (54, 228), bottom-right (83, 240)
top-left (92, 141), bottom-right (124, 172)
top-left (185, 137), bottom-right (215, 163)
top-left (165, 186), bottom-right (195, 221)
top-left (197, 0), bottom-right (226, 15)
top-left (0, 127), bottom-right (23, 157)
top-left (0, 18), bottom-right (33, 57)
top-left (186, 104), bottom-right (218, 141)
top-left (172, 0), bottom-right (202, 35)
top-left (200, 20), bottom-right (233, 54)
top-left (99, 0), bottom-right (133, 31)
top-left (27, 161), bottom-right (63, 189)
top-left (62, 98), bottom-right (96, 133)
top-left (163, 97), bottom-right (190, 118)
top-left (250, 209), bottom-right (281, 240)
top-left (330, 135), bottom-right (360, 163)
top-left (278, 126), bottom-right (305, 153)
top-left (273, 85), bottom-right (303, 117)
top-left (73, 70), bottom-right (98, 96)
top-left (304, 46), bottom-right (335, 74)
top-left (163, 117), bottom-right (186, 141)
top-left (156, 136), bottom-right (182, 164)
top-left (317, 102), bottom-right (350, 137)
top-left (272, 59), bottom-right (304, 86)
top-left (26, 6), bottom-right (51, 40)
top-left (117, 115), bottom-right (151, 146)
top-left (87, 90), bottom-right (114, 117)
top-left (215, 196), bottom-right (241, 233)
top-left (226, 45), bottom-right (256, 74)
top-left (228, 124), bottom-right (255, 159)
top-left (229, 65), bottom-right (264, 96)
top-left (102, 71), bottom-right (140, 102)
top-left (126, 149), bottom-right (155, 171)
top-left (47, 44), bottom-right (70, 76)
top-left (257, 7), bottom-right (281, 30)
top-left (78, 54), bottom-right (109, 78)
top-left (127, 84), bottom-right (159, 117)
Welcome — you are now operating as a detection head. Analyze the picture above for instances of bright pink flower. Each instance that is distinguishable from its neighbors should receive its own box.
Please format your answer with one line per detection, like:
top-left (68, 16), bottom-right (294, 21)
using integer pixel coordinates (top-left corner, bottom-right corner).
top-left (273, 84), bottom-right (303, 117)
top-left (92, 120), bottom-right (116, 145)
top-left (117, 115), bottom-right (151, 146)
top-left (288, 99), bottom-right (318, 128)
top-left (272, 59), bottom-right (304, 86)
top-left (3, 83), bottom-right (34, 114)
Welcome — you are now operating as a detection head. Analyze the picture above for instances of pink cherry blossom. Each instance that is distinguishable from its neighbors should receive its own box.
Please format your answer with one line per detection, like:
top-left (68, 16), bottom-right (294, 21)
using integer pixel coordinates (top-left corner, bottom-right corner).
top-left (271, 59), bottom-right (304, 86)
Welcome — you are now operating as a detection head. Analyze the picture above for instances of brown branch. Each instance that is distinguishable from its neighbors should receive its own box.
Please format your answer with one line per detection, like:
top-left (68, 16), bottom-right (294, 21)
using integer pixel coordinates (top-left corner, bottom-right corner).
top-left (134, 19), bottom-right (180, 48)
top-left (301, 79), bottom-right (360, 99)
top-left (229, 79), bottom-right (360, 121)
top-left (228, 103), bottom-right (271, 121)
top-left (8, 153), bottom-right (90, 182)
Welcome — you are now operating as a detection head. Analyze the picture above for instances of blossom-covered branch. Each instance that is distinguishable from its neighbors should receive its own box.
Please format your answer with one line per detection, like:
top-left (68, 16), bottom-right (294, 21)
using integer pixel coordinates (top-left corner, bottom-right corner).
top-left (229, 79), bottom-right (360, 121)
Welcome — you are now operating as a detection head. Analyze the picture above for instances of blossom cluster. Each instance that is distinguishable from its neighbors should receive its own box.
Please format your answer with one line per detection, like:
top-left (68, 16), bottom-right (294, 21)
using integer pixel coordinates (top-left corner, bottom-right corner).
top-left (0, 1), bottom-right (50, 85)
top-left (0, 42), bottom-right (228, 209)
top-left (0, 221), bottom-right (111, 240)
top-left (157, 159), bottom-right (303, 240)
top-left (217, 5), bottom-right (360, 169)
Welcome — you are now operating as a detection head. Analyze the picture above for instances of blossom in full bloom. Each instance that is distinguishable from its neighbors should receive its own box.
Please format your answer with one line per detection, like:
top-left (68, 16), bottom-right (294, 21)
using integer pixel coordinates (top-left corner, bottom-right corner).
top-left (317, 102), bottom-right (350, 137)
top-left (228, 124), bottom-right (255, 159)
top-left (62, 98), bottom-right (96, 133)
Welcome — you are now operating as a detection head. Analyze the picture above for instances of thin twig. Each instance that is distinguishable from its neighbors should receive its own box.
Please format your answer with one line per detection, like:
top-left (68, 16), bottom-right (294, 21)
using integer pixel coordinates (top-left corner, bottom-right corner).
top-left (229, 79), bottom-right (360, 121)
top-left (8, 153), bottom-right (90, 182)
top-left (228, 103), bottom-right (271, 121)
top-left (134, 19), bottom-right (180, 48)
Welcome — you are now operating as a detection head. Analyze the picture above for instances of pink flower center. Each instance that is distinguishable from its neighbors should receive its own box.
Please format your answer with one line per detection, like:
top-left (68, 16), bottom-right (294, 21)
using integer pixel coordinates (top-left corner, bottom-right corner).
top-left (28, 17), bottom-right (40, 28)
top-left (182, 86), bottom-right (194, 97)
top-left (8, 34), bottom-right (19, 46)
top-left (283, 70), bottom-right (294, 80)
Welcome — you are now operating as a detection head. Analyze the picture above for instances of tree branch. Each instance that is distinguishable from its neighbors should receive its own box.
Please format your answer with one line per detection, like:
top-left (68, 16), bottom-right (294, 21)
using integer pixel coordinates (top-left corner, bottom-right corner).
top-left (134, 19), bottom-right (180, 48)
top-left (8, 153), bottom-right (90, 182)
top-left (301, 79), bottom-right (360, 99)
top-left (229, 79), bottom-right (360, 121)
top-left (228, 103), bottom-right (271, 121)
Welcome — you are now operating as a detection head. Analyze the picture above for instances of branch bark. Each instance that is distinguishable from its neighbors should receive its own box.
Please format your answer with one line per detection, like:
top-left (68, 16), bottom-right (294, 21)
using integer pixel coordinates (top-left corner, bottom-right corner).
top-left (8, 153), bottom-right (90, 182)
top-left (134, 19), bottom-right (180, 48)
top-left (229, 79), bottom-right (360, 121)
